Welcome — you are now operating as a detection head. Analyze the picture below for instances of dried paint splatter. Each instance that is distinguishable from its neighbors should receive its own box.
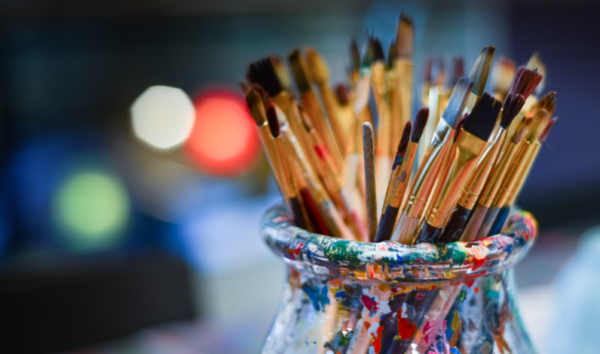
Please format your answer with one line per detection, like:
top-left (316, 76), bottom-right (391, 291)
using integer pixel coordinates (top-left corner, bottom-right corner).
top-left (301, 282), bottom-right (330, 311)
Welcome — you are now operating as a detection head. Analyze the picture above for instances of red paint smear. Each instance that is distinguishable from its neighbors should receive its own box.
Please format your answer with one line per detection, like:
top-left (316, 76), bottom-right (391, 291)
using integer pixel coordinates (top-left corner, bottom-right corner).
top-left (474, 287), bottom-right (479, 294)
top-left (370, 325), bottom-right (384, 354)
top-left (472, 255), bottom-right (486, 270)
top-left (290, 243), bottom-right (303, 260)
top-left (416, 293), bottom-right (424, 300)
top-left (300, 188), bottom-right (330, 235)
top-left (314, 145), bottom-right (331, 160)
top-left (361, 295), bottom-right (379, 315)
top-left (397, 317), bottom-right (417, 339)
top-left (465, 279), bottom-right (475, 288)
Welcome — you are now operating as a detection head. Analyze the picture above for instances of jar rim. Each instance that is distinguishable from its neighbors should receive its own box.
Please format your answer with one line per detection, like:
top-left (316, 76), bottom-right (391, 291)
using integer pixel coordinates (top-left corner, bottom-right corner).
top-left (262, 204), bottom-right (537, 282)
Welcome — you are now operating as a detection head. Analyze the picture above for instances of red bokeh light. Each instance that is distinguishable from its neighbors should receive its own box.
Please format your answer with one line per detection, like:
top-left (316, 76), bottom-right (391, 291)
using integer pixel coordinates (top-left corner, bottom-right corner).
top-left (186, 90), bottom-right (260, 177)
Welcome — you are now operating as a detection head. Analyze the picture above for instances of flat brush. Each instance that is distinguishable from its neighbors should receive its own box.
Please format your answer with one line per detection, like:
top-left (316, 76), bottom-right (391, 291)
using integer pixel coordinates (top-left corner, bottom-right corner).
top-left (460, 117), bottom-right (531, 241)
top-left (391, 78), bottom-right (473, 244)
top-left (288, 50), bottom-right (345, 174)
top-left (526, 52), bottom-right (547, 96)
top-left (305, 48), bottom-right (348, 153)
top-left (440, 67), bottom-right (542, 242)
top-left (418, 58), bottom-right (447, 166)
top-left (375, 121), bottom-right (411, 242)
top-left (363, 122), bottom-right (378, 241)
top-left (376, 108), bottom-right (428, 242)
top-left (464, 46), bottom-right (495, 112)
top-left (334, 84), bottom-right (354, 137)
top-left (415, 93), bottom-right (501, 243)
top-left (489, 118), bottom-right (557, 235)
top-left (265, 102), bottom-right (308, 229)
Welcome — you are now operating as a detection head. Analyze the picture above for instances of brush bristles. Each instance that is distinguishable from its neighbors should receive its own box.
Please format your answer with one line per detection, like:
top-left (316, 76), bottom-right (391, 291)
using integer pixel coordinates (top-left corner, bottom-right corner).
top-left (305, 48), bottom-right (329, 85)
top-left (468, 46), bottom-right (496, 96)
top-left (335, 84), bottom-right (349, 106)
top-left (509, 66), bottom-right (542, 99)
top-left (526, 52), bottom-right (546, 94)
top-left (442, 77), bottom-right (474, 128)
top-left (265, 102), bottom-right (281, 138)
top-left (411, 108), bottom-right (429, 143)
top-left (500, 93), bottom-right (526, 129)
top-left (512, 118), bottom-right (532, 144)
top-left (270, 56), bottom-right (293, 94)
top-left (491, 57), bottom-right (516, 94)
top-left (539, 117), bottom-right (557, 142)
top-left (536, 91), bottom-right (557, 117)
top-left (387, 41), bottom-right (398, 68)
top-left (361, 37), bottom-right (376, 67)
top-left (396, 13), bottom-right (414, 59)
top-left (527, 109), bottom-right (550, 142)
top-left (450, 57), bottom-right (465, 87)
top-left (246, 88), bottom-right (267, 126)
top-left (247, 58), bottom-right (284, 97)
top-left (288, 50), bottom-right (312, 93)
top-left (462, 92), bottom-right (502, 141)
top-left (397, 121), bottom-right (412, 154)
top-left (372, 37), bottom-right (385, 63)
top-left (351, 39), bottom-right (360, 71)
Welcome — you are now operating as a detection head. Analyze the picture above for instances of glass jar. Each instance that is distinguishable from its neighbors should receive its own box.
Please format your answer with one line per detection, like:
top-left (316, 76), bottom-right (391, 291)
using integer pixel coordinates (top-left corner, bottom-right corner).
top-left (261, 205), bottom-right (538, 354)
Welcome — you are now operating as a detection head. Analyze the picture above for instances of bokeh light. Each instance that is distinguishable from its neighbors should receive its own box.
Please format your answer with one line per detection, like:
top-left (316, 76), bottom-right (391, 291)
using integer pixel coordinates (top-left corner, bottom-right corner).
top-left (131, 85), bottom-right (196, 150)
top-left (185, 90), bottom-right (260, 176)
top-left (53, 169), bottom-right (130, 251)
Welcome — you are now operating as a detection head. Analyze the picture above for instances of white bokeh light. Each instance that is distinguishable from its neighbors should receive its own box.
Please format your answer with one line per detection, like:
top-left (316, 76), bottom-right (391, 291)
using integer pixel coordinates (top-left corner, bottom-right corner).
top-left (131, 85), bottom-right (195, 150)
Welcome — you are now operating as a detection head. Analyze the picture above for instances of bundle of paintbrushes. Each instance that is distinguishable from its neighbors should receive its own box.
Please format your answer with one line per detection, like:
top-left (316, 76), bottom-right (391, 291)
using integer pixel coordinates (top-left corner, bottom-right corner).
top-left (244, 14), bottom-right (556, 246)
top-left (246, 13), bottom-right (557, 354)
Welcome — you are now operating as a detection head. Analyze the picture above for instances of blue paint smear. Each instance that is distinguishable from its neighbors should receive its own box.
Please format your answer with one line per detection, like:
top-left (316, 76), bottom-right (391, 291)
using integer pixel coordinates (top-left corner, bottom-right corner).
top-left (302, 283), bottom-right (330, 311)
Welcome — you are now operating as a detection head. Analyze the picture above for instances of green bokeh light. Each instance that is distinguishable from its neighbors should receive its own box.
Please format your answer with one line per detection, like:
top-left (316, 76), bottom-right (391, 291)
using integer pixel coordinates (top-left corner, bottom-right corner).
top-left (54, 170), bottom-right (130, 251)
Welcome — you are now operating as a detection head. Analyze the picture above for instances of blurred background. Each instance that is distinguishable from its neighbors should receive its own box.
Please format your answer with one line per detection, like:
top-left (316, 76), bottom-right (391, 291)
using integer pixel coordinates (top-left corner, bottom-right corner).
top-left (0, 0), bottom-right (599, 353)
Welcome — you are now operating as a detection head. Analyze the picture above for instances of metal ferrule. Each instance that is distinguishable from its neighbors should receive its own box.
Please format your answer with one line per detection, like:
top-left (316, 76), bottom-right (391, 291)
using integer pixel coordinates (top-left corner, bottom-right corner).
top-left (426, 130), bottom-right (487, 228)
top-left (458, 128), bottom-right (506, 209)
top-left (479, 139), bottom-right (520, 208)
top-left (403, 118), bottom-right (454, 218)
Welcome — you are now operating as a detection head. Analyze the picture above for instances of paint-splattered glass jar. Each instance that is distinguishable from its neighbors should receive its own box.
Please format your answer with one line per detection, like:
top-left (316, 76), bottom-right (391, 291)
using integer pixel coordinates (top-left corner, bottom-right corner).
top-left (261, 205), bottom-right (538, 354)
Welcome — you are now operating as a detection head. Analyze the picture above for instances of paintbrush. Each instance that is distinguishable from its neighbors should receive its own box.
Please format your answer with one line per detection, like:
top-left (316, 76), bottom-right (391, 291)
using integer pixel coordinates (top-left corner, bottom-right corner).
top-left (450, 57), bottom-right (465, 88)
top-left (392, 13), bottom-right (414, 149)
top-left (418, 58), bottom-right (447, 167)
top-left (264, 101), bottom-right (309, 230)
top-left (363, 122), bottom-right (378, 241)
top-left (334, 84), bottom-right (354, 138)
top-left (460, 117), bottom-right (531, 241)
top-left (305, 48), bottom-right (349, 153)
top-left (348, 39), bottom-right (361, 88)
top-left (371, 38), bottom-right (395, 217)
top-left (464, 46), bottom-right (495, 113)
top-left (440, 67), bottom-right (542, 242)
top-left (375, 121), bottom-right (411, 242)
top-left (422, 49), bottom-right (494, 221)
top-left (481, 104), bottom-right (553, 237)
top-left (526, 52), bottom-right (547, 96)
top-left (489, 117), bottom-right (557, 235)
top-left (277, 105), bottom-right (355, 240)
top-left (415, 93), bottom-right (501, 243)
top-left (391, 78), bottom-right (473, 244)
top-left (288, 50), bottom-right (345, 174)
top-left (491, 57), bottom-right (516, 100)
top-left (248, 57), bottom-right (319, 171)
top-left (421, 58), bottom-right (434, 106)
top-left (298, 106), bottom-right (367, 240)
top-left (375, 109), bottom-right (428, 242)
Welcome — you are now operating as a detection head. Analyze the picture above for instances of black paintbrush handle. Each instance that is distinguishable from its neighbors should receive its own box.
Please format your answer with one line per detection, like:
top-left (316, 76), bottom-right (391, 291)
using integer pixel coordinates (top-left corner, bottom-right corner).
top-left (289, 197), bottom-right (307, 230)
top-left (489, 205), bottom-right (511, 236)
top-left (415, 221), bottom-right (442, 244)
top-left (374, 205), bottom-right (400, 242)
top-left (481, 205), bottom-right (501, 237)
top-left (438, 204), bottom-right (474, 243)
